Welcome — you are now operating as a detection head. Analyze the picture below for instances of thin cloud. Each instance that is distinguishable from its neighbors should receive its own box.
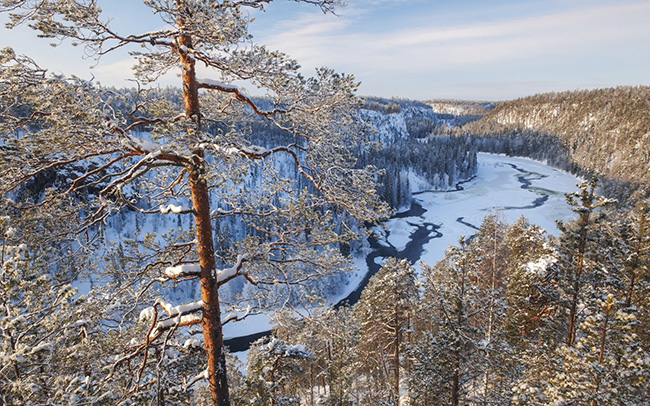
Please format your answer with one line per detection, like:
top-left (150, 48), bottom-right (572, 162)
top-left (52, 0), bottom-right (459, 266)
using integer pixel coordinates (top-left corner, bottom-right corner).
top-left (260, 1), bottom-right (650, 74)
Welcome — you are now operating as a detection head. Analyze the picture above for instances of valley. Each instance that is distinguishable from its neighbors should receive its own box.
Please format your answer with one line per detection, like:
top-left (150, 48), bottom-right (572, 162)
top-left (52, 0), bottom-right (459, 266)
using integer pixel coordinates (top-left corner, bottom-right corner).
top-left (223, 152), bottom-right (581, 350)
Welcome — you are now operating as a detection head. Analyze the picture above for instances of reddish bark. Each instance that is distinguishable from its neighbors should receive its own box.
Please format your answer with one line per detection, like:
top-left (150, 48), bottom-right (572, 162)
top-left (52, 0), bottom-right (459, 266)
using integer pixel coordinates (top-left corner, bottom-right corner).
top-left (176, 6), bottom-right (230, 404)
top-left (190, 167), bottom-right (230, 406)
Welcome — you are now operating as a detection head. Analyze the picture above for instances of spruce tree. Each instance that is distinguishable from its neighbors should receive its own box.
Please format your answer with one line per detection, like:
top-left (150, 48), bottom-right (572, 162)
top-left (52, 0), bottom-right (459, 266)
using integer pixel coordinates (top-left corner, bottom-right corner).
top-left (353, 258), bottom-right (418, 406)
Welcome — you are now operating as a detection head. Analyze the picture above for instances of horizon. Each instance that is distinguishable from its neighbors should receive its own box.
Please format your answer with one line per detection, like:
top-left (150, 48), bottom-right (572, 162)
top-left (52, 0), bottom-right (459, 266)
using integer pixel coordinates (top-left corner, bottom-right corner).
top-left (1, 0), bottom-right (648, 101)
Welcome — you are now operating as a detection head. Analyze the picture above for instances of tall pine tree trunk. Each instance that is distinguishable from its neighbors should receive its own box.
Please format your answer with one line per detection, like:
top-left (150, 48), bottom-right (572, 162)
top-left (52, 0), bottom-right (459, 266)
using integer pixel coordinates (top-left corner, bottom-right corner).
top-left (176, 10), bottom-right (230, 405)
top-left (190, 171), bottom-right (230, 406)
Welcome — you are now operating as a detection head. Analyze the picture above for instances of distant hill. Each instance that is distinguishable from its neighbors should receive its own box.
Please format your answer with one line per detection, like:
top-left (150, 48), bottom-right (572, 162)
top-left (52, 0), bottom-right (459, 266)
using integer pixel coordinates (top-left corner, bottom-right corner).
top-left (425, 99), bottom-right (496, 116)
top-left (460, 86), bottom-right (650, 201)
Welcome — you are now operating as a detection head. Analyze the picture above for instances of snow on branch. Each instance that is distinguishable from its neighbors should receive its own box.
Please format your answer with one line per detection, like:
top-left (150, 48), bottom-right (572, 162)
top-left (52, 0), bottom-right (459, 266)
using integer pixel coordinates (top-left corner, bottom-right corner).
top-left (524, 255), bottom-right (557, 276)
top-left (216, 253), bottom-right (249, 285)
top-left (221, 305), bottom-right (252, 326)
top-left (212, 144), bottom-right (242, 158)
top-left (170, 369), bottom-right (209, 395)
top-left (154, 312), bottom-right (202, 334)
top-left (183, 336), bottom-right (204, 349)
top-left (162, 299), bottom-right (203, 319)
top-left (159, 203), bottom-right (193, 215)
top-left (164, 253), bottom-right (250, 282)
top-left (197, 78), bottom-right (240, 92)
top-left (120, 133), bottom-right (158, 153)
top-left (240, 145), bottom-right (268, 155)
top-left (264, 337), bottom-right (313, 360)
top-left (139, 299), bottom-right (205, 337)
top-left (164, 262), bottom-right (201, 279)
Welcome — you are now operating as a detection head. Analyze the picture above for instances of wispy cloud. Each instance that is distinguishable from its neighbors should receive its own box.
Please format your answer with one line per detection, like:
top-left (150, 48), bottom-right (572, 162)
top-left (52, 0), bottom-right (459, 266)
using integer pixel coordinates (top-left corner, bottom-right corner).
top-left (257, 1), bottom-right (650, 98)
top-left (5, 0), bottom-right (645, 99)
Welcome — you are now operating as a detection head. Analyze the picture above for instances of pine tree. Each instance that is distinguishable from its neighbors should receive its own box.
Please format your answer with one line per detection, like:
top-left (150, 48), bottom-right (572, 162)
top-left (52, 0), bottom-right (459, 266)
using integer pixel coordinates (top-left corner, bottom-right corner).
top-left (467, 215), bottom-right (513, 404)
top-left (414, 241), bottom-right (484, 406)
top-left (503, 216), bottom-right (558, 347)
top-left (268, 306), bottom-right (359, 406)
top-left (243, 336), bottom-right (312, 406)
top-left (556, 178), bottom-right (614, 346)
top-left (619, 202), bottom-right (649, 310)
top-left (0, 198), bottom-right (97, 403)
top-left (513, 295), bottom-right (650, 405)
top-left (0, 2), bottom-right (387, 404)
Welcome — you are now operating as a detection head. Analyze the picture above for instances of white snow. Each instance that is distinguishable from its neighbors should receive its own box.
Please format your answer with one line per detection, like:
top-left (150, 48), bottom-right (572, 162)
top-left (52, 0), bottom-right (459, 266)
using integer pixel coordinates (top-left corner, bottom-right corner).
top-left (123, 133), bottom-right (158, 152)
top-left (183, 337), bottom-right (204, 349)
top-left (29, 342), bottom-right (52, 354)
top-left (383, 218), bottom-right (418, 251)
top-left (140, 299), bottom-right (203, 325)
top-left (160, 204), bottom-right (192, 214)
top-left (525, 255), bottom-right (557, 276)
top-left (166, 300), bottom-right (203, 317)
top-left (164, 263), bottom-right (201, 278)
top-left (139, 307), bottom-right (155, 322)
top-left (216, 254), bottom-right (249, 283)
top-left (241, 145), bottom-right (268, 155)
top-left (197, 78), bottom-right (239, 91)
top-left (4, 226), bottom-right (17, 237)
top-left (222, 312), bottom-right (275, 340)
top-left (412, 153), bottom-right (580, 269)
top-left (222, 305), bottom-right (252, 325)
top-left (155, 313), bottom-right (202, 332)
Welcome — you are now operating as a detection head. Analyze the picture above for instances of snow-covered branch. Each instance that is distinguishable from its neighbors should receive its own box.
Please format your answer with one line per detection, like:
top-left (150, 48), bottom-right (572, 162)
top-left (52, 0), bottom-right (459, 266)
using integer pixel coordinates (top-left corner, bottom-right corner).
top-left (221, 305), bottom-right (253, 326)
top-left (217, 253), bottom-right (250, 286)
top-left (159, 203), bottom-right (193, 215)
top-left (139, 299), bottom-right (205, 337)
top-left (164, 263), bottom-right (201, 279)
top-left (196, 78), bottom-right (288, 122)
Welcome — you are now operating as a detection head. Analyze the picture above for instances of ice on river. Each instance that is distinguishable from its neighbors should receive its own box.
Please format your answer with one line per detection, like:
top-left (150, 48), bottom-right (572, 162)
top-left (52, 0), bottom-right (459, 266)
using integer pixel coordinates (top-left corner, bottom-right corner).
top-left (226, 153), bottom-right (581, 346)
top-left (373, 218), bottom-right (420, 252)
top-left (412, 153), bottom-right (580, 268)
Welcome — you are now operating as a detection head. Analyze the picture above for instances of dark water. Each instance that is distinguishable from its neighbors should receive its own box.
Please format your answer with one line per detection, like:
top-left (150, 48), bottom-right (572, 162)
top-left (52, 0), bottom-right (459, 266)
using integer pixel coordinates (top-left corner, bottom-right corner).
top-left (224, 200), bottom-right (440, 352)
top-left (335, 200), bottom-right (440, 307)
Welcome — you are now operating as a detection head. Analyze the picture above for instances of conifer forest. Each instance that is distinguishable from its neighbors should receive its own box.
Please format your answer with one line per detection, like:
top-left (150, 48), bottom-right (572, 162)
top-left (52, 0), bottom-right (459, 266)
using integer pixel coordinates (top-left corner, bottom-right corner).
top-left (0, 1), bottom-right (649, 405)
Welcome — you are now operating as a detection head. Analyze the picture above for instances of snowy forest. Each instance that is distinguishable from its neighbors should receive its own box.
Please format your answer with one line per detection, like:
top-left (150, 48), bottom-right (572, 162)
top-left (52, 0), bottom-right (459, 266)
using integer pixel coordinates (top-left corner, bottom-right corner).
top-left (1, 1), bottom-right (650, 406)
top-left (457, 86), bottom-right (650, 204)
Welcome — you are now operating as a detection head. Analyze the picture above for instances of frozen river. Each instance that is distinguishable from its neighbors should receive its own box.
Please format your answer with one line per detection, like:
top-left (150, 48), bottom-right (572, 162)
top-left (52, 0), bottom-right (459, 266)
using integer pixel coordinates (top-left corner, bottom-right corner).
top-left (225, 153), bottom-right (581, 350)
top-left (377, 152), bottom-right (579, 268)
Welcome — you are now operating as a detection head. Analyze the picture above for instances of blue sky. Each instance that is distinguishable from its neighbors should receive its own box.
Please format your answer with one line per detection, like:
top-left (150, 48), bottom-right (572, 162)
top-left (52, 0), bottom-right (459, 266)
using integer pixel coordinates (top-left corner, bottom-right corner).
top-left (1, 0), bottom-right (648, 100)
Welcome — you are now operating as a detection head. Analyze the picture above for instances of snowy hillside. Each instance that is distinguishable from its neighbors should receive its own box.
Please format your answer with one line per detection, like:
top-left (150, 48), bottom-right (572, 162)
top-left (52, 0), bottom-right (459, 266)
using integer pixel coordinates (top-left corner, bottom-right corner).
top-left (67, 97), bottom-right (481, 318)
top-left (461, 86), bottom-right (650, 202)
